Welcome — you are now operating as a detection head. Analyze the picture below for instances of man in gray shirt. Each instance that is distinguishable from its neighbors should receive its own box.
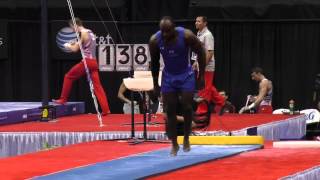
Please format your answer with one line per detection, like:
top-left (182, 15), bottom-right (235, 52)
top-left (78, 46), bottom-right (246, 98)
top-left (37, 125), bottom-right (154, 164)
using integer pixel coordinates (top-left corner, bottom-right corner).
top-left (191, 16), bottom-right (225, 114)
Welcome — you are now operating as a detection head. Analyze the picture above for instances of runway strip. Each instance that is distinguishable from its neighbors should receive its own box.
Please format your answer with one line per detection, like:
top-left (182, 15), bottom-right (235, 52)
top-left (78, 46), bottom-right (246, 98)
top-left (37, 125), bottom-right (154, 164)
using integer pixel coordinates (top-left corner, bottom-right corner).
top-left (34, 145), bottom-right (262, 180)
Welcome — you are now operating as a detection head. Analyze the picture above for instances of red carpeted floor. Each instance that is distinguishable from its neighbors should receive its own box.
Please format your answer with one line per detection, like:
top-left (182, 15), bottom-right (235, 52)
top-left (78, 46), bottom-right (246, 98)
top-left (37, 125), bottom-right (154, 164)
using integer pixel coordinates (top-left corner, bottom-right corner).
top-left (0, 113), bottom-right (297, 132)
top-left (0, 114), bottom-right (165, 132)
top-left (1, 140), bottom-right (320, 180)
top-left (0, 140), bottom-right (170, 180)
top-left (149, 142), bottom-right (320, 180)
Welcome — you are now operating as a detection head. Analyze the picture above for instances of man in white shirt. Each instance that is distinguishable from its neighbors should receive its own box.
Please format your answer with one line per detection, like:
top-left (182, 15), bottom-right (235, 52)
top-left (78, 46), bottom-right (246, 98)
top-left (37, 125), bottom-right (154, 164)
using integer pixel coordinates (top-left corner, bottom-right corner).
top-left (192, 16), bottom-right (225, 114)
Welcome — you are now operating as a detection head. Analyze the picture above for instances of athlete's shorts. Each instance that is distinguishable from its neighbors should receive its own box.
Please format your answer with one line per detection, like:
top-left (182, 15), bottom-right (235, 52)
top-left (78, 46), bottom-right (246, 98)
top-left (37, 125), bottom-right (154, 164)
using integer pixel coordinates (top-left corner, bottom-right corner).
top-left (161, 69), bottom-right (195, 93)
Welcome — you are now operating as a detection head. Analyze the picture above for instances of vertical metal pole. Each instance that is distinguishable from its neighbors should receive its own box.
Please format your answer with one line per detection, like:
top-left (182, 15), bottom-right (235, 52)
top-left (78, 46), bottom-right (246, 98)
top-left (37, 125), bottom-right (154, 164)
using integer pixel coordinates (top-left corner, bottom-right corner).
top-left (131, 94), bottom-right (135, 138)
top-left (143, 92), bottom-right (147, 139)
top-left (131, 45), bottom-right (135, 138)
top-left (40, 0), bottom-right (50, 122)
top-left (40, 0), bottom-right (49, 121)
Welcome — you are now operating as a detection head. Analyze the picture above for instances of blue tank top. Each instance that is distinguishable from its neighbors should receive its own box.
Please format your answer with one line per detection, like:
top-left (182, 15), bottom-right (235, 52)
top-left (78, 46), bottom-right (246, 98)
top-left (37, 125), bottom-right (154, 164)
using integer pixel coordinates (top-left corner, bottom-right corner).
top-left (156, 27), bottom-right (191, 74)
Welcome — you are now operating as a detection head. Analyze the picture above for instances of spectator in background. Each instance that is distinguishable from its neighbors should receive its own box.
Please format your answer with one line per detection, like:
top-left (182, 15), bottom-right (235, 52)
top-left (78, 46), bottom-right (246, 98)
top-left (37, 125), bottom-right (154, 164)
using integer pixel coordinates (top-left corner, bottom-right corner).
top-left (117, 81), bottom-right (143, 114)
top-left (191, 16), bottom-right (225, 114)
top-left (219, 91), bottom-right (236, 113)
top-left (239, 67), bottom-right (273, 114)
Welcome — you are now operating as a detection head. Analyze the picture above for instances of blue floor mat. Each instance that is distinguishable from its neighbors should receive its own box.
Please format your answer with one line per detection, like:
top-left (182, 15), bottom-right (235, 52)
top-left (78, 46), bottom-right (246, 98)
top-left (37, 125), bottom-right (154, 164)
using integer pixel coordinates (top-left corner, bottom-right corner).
top-left (34, 145), bottom-right (262, 180)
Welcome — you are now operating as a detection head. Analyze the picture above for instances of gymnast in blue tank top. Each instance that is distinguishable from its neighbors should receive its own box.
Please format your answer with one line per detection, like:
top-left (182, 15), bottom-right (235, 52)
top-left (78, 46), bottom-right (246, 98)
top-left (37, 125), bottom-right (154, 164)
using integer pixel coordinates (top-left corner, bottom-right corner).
top-left (156, 27), bottom-right (190, 75)
top-left (149, 16), bottom-right (207, 156)
top-left (155, 26), bottom-right (195, 93)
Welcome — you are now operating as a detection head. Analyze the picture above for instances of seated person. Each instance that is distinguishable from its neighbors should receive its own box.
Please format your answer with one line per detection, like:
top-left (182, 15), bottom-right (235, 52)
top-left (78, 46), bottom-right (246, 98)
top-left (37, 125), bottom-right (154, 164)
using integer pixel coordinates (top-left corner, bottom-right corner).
top-left (118, 81), bottom-right (160, 114)
top-left (118, 82), bottom-right (143, 114)
top-left (148, 91), bottom-right (160, 115)
top-left (194, 90), bottom-right (235, 114)
top-left (239, 67), bottom-right (273, 114)
top-left (219, 91), bottom-right (236, 113)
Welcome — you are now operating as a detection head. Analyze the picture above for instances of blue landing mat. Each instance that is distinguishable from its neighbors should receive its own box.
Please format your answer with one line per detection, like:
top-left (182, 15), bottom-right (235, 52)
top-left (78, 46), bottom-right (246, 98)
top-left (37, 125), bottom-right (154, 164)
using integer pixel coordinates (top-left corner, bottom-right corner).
top-left (34, 145), bottom-right (262, 180)
top-left (0, 102), bottom-right (85, 125)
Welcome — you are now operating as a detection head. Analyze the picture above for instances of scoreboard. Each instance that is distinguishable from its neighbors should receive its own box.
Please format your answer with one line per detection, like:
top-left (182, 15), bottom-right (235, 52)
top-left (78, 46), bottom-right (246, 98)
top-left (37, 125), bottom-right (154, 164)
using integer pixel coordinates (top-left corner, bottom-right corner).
top-left (98, 44), bottom-right (163, 72)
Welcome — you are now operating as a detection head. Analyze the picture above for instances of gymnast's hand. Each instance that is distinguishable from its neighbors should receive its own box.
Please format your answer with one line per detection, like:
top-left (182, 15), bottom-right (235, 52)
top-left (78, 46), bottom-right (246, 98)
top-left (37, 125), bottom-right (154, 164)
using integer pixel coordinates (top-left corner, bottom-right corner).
top-left (63, 42), bottom-right (71, 49)
top-left (192, 61), bottom-right (199, 72)
top-left (239, 106), bottom-right (250, 114)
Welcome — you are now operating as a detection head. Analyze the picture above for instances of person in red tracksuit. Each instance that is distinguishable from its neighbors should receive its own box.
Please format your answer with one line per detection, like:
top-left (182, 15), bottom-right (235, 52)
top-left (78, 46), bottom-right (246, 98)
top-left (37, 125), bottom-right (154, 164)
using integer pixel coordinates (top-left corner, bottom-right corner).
top-left (53, 18), bottom-right (110, 115)
top-left (191, 16), bottom-right (225, 114)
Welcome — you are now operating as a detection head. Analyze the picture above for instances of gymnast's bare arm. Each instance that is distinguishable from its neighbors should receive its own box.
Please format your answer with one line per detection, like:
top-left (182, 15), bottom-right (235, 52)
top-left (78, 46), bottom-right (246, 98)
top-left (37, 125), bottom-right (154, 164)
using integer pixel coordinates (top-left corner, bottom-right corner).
top-left (66, 29), bottom-right (89, 53)
top-left (149, 34), bottom-right (161, 88)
